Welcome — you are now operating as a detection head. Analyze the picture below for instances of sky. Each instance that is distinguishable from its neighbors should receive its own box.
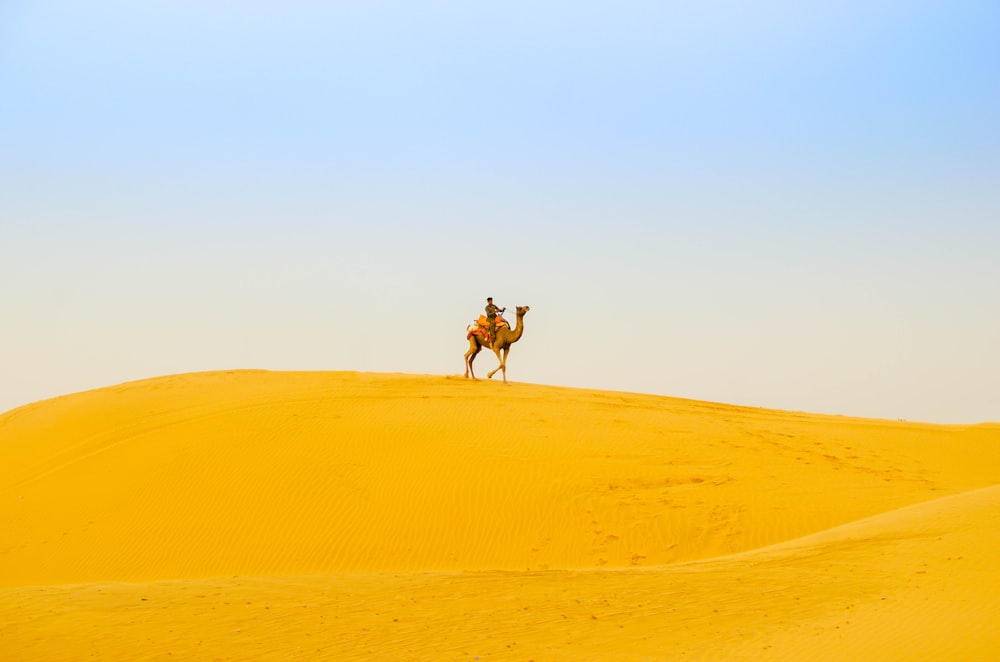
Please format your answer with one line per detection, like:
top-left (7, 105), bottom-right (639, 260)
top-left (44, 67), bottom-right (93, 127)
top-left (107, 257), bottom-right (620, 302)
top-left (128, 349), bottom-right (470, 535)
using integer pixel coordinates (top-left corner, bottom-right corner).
top-left (2, 0), bottom-right (998, 423)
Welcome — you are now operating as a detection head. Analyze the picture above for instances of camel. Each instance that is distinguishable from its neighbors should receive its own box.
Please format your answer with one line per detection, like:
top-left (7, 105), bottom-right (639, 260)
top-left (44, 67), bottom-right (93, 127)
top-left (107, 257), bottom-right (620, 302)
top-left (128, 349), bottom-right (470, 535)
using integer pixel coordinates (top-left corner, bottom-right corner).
top-left (464, 305), bottom-right (530, 384)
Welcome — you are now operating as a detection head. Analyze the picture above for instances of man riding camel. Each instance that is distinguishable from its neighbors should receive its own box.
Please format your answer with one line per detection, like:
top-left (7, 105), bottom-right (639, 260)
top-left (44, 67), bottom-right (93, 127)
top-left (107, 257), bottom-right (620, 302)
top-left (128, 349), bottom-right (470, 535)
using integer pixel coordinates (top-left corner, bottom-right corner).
top-left (485, 297), bottom-right (506, 345)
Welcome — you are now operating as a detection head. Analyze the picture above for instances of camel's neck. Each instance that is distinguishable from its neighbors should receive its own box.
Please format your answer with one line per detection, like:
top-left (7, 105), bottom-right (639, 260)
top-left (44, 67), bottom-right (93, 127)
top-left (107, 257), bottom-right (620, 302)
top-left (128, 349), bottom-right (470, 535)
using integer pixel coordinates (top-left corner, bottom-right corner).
top-left (509, 313), bottom-right (525, 342)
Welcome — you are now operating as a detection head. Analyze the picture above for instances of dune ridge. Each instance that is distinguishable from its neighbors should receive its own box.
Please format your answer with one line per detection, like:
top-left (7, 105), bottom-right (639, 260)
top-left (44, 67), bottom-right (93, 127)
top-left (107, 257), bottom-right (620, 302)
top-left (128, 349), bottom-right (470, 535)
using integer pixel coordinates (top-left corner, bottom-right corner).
top-left (1, 370), bottom-right (997, 660)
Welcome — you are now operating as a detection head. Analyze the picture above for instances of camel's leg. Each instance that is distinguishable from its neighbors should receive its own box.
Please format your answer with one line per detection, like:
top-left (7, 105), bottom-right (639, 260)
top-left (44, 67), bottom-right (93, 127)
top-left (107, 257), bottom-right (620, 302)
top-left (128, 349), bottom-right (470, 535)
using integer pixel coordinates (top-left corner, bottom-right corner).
top-left (464, 340), bottom-right (481, 379)
top-left (487, 348), bottom-right (500, 379)
top-left (487, 346), bottom-right (510, 382)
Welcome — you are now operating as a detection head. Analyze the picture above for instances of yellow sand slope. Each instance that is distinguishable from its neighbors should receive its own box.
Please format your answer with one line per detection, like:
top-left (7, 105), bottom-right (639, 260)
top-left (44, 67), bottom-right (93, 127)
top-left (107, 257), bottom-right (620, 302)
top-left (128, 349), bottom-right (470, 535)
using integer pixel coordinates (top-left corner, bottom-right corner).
top-left (1, 370), bottom-right (998, 660)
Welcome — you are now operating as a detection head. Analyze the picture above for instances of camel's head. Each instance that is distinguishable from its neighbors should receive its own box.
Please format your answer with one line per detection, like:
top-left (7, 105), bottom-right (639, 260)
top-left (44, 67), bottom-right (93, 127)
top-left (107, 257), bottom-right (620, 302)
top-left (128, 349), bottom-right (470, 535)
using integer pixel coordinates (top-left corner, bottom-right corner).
top-left (515, 305), bottom-right (530, 316)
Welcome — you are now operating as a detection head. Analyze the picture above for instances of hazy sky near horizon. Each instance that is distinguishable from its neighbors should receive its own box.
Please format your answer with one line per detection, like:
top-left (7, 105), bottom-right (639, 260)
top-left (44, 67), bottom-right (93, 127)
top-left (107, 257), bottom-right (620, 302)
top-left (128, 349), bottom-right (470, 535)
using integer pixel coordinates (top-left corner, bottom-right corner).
top-left (2, 1), bottom-right (998, 423)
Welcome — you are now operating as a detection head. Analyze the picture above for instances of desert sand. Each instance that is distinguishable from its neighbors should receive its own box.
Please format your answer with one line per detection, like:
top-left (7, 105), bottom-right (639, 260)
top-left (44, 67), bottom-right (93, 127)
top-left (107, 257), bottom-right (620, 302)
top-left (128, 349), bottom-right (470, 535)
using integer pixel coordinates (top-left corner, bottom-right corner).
top-left (1, 370), bottom-right (997, 660)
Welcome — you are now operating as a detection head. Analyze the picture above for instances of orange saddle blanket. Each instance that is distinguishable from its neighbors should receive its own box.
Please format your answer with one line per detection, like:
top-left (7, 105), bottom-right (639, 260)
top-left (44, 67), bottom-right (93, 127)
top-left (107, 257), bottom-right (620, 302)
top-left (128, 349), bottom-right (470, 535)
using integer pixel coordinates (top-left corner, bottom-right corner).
top-left (467, 315), bottom-right (509, 340)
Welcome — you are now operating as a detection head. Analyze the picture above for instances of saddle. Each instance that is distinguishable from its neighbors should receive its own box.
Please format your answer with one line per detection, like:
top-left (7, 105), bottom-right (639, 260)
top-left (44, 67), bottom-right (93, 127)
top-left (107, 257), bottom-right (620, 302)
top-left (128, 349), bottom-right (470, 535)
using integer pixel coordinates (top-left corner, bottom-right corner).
top-left (466, 315), bottom-right (510, 341)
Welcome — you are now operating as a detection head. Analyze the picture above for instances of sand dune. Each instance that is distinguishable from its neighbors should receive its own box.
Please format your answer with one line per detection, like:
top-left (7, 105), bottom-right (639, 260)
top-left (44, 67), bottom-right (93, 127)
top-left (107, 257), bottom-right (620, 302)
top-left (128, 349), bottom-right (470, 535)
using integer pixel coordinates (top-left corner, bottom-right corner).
top-left (1, 370), bottom-right (997, 660)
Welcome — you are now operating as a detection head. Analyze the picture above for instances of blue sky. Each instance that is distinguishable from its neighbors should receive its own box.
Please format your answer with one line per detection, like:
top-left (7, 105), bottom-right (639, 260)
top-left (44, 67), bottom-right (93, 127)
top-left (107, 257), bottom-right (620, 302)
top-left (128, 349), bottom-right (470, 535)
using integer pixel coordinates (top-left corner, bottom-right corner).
top-left (2, 1), bottom-right (998, 422)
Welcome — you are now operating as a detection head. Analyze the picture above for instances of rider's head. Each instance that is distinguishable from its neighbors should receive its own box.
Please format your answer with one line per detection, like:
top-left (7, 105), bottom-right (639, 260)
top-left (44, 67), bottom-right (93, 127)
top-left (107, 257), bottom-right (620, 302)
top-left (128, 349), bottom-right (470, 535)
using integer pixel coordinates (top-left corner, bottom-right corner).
top-left (487, 297), bottom-right (493, 302)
